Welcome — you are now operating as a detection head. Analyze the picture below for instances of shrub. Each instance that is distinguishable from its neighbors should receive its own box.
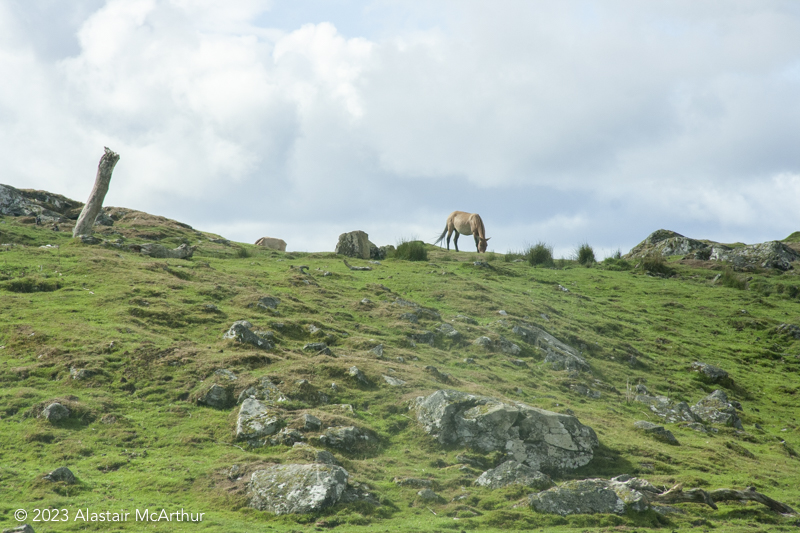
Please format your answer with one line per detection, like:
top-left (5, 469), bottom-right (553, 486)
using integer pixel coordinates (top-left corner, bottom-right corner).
top-left (639, 252), bottom-right (674, 276)
top-left (576, 243), bottom-right (596, 266)
top-left (395, 240), bottom-right (428, 261)
top-left (526, 242), bottom-right (554, 267)
top-left (602, 257), bottom-right (633, 271)
top-left (235, 246), bottom-right (252, 258)
top-left (719, 268), bottom-right (746, 290)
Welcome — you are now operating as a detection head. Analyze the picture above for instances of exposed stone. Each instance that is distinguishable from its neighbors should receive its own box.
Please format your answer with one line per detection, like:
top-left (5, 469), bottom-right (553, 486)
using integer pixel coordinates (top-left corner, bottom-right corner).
top-left (634, 421), bottom-right (679, 445)
top-left (303, 414), bottom-right (322, 431)
top-left (409, 332), bottom-right (435, 346)
top-left (314, 450), bottom-right (338, 465)
top-left (544, 350), bottom-right (590, 372)
top-left (3, 525), bottom-right (36, 533)
top-left (712, 241), bottom-right (800, 271)
top-left (236, 398), bottom-right (279, 441)
top-left (248, 463), bottom-right (349, 515)
top-left (69, 366), bottom-right (98, 380)
top-left (44, 467), bottom-right (76, 484)
top-left (512, 324), bottom-right (588, 371)
top-left (348, 366), bottom-right (370, 386)
top-left (393, 477), bottom-right (433, 488)
top-left (437, 323), bottom-right (462, 341)
top-left (416, 488), bottom-right (445, 503)
top-left (473, 336), bottom-right (493, 348)
top-left (424, 366), bottom-right (454, 384)
top-left (474, 461), bottom-right (554, 490)
top-left (223, 320), bottom-right (274, 350)
top-left (454, 315), bottom-right (478, 325)
top-left (413, 390), bottom-right (598, 474)
top-left (635, 394), bottom-right (698, 423)
top-left (270, 428), bottom-right (305, 446)
top-left (319, 426), bottom-right (372, 451)
top-left (400, 312), bottom-right (419, 323)
top-left (198, 384), bottom-right (232, 409)
top-left (0, 183), bottom-right (78, 221)
top-left (370, 344), bottom-right (384, 357)
top-left (529, 475), bottom-right (660, 516)
top-left (41, 403), bottom-right (70, 423)
top-left (691, 390), bottom-right (743, 430)
top-left (569, 383), bottom-right (601, 399)
top-left (690, 362), bottom-right (730, 384)
top-left (335, 231), bottom-right (378, 260)
top-left (237, 377), bottom-right (287, 404)
top-left (627, 230), bottom-right (709, 259)
top-left (497, 336), bottom-right (521, 355)
top-left (776, 323), bottom-right (800, 339)
top-left (214, 368), bottom-right (237, 381)
top-left (139, 243), bottom-right (195, 259)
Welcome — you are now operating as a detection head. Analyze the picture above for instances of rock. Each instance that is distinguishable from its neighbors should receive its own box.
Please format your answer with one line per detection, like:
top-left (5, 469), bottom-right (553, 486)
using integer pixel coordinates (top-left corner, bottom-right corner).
top-left (568, 383), bottom-right (601, 399)
top-left (0, 183), bottom-right (79, 221)
top-left (713, 241), bottom-right (800, 271)
top-left (473, 336), bottom-right (493, 348)
top-left (512, 324), bottom-right (587, 371)
top-left (776, 323), bottom-right (800, 339)
top-left (43, 466), bottom-right (76, 484)
top-left (303, 342), bottom-right (332, 355)
top-left (320, 426), bottom-right (372, 451)
top-left (474, 461), bottom-right (554, 490)
top-left (409, 332), bottom-right (435, 346)
top-left (634, 421), bottom-right (679, 445)
top-left (454, 314), bottom-right (478, 325)
top-left (627, 230), bottom-right (710, 259)
top-left (41, 402), bottom-right (70, 423)
top-left (257, 296), bottom-right (280, 310)
top-left (416, 488), bottom-right (445, 503)
top-left (78, 235), bottom-right (102, 244)
top-left (393, 477), bottom-right (433, 488)
top-left (138, 243), bottom-right (195, 259)
top-left (237, 377), bottom-right (287, 404)
top-left (360, 298), bottom-right (371, 305)
top-left (544, 350), bottom-right (590, 372)
top-left (198, 384), bottom-right (232, 409)
top-left (529, 475), bottom-right (660, 515)
top-left (248, 463), bottom-right (348, 515)
top-left (424, 366), bottom-right (454, 384)
top-left (236, 398), bottom-right (279, 441)
top-left (69, 366), bottom-right (98, 380)
top-left (303, 414), bottom-right (322, 431)
top-left (314, 450), bottom-right (338, 465)
top-left (370, 344), bottom-right (384, 357)
top-left (382, 375), bottom-right (406, 386)
top-left (691, 390), bottom-right (743, 430)
top-left (94, 212), bottom-right (114, 226)
top-left (223, 320), bottom-right (274, 350)
top-left (3, 525), bottom-right (35, 533)
top-left (378, 245), bottom-right (394, 259)
top-left (437, 323), bottom-right (462, 341)
top-left (214, 369), bottom-right (238, 381)
top-left (400, 312), bottom-right (419, 323)
top-left (635, 394), bottom-right (698, 423)
top-left (497, 337), bottom-right (521, 355)
top-left (348, 366), bottom-right (370, 386)
top-left (254, 236), bottom-right (287, 251)
top-left (335, 230), bottom-right (378, 260)
top-left (690, 362), bottom-right (730, 384)
top-left (413, 390), bottom-right (598, 474)
top-left (498, 310), bottom-right (508, 316)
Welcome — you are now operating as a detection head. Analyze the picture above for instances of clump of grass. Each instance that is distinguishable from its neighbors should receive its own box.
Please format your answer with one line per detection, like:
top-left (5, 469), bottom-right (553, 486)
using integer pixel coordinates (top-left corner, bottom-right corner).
top-left (235, 246), bottom-right (252, 258)
top-left (526, 242), bottom-right (554, 267)
top-left (603, 252), bottom-right (632, 271)
top-left (395, 240), bottom-right (428, 261)
top-left (1, 276), bottom-right (60, 293)
top-left (485, 252), bottom-right (497, 262)
top-left (504, 250), bottom-right (525, 262)
top-left (720, 268), bottom-right (746, 290)
top-left (639, 252), bottom-right (673, 276)
top-left (575, 242), bottom-right (596, 266)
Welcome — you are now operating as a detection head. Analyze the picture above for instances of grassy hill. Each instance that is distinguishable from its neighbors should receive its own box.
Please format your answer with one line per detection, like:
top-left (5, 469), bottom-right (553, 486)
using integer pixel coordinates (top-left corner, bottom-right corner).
top-left (2, 210), bottom-right (800, 532)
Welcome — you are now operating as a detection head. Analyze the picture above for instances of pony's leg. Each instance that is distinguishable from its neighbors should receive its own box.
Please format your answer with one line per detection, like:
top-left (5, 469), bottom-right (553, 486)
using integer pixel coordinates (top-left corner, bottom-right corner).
top-left (474, 232), bottom-right (480, 252)
top-left (446, 230), bottom-right (451, 250)
top-left (453, 232), bottom-right (460, 252)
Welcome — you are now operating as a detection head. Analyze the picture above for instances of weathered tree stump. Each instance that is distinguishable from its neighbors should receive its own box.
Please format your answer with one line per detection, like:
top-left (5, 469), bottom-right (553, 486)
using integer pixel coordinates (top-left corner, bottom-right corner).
top-left (73, 147), bottom-right (120, 238)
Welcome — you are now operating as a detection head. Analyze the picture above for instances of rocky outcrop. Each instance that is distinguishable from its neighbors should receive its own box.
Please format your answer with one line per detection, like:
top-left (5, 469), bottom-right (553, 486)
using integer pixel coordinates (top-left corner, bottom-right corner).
top-left (690, 362), bottom-right (731, 385)
top-left (691, 390), bottom-right (743, 430)
top-left (237, 377), bottom-right (287, 404)
top-left (137, 243), bottom-right (196, 259)
top-left (236, 398), bottom-right (280, 442)
top-left (512, 325), bottom-right (589, 372)
top-left (223, 320), bottom-right (274, 350)
top-left (335, 231), bottom-right (382, 260)
top-left (319, 426), bottom-right (373, 452)
top-left (198, 384), bottom-right (232, 409)
top-left (529, 475), bottom-right (660, 515)
top-left (474, 461), bottom-right (554, 490)
top-left (413, 390), bottom-right (598, 474)
top-left (634, 421), bottom-right (678, 445)
top-left (0, 183), bottom-right (81, 222)
top-left (248, 464), bottom-right (349, 515)
top-left (635, 394), bottom-right (698, 423)
top-left (627, 230), bottom-right (709, 258)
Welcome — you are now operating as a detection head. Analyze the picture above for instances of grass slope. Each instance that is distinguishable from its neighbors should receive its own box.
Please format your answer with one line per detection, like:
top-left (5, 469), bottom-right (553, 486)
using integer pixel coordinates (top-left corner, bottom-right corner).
top-left (2, 214), bottom-right (800, 532)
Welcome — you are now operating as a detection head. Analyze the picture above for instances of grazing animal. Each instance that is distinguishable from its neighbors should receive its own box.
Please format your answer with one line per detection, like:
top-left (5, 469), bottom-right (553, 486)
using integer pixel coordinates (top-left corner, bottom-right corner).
top-left (433, 211), bottom-right (490, 253)
top-left (254, 236), bottom-right (287, 251)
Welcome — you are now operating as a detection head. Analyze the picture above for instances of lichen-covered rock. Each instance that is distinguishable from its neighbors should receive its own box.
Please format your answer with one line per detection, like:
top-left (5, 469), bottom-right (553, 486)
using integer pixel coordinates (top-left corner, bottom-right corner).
top-left (776, 323), bottom-right (800, 339)
top-left (198, 384), bottom-right (232, 409)
top-left (474, 461), bottom-right (554, 490)
top-left (712, 241), bottom-right (800, 271)
top-left (634, 421), bottom-right (679, 445)
top-left (248, 464), bottom-right (348, 515)
top-left (41, 402), bottom-right (70, 423)
top-left (544, 350), bottom-right (590, 372)
top-left (236, 398), bottom-right (279, 441)
top-left (627, 230), bottom-right (709, 258)
top-left (139, 243), bottom-right (195, 259)
top-left (473, 336), bottom-right (493, 348)
top-left (257, 296), bottom-right (280, 310)
top-left (512, 324), bottom-right (589, 372)
top-left (335, 231), bottom-right (375, 259)
top-left (223, 320), bottom-right (274, 350)
top-left (302, 414), bottom-right (322, 431)
top-left (348, 366), bottom-right (370, 386)
top-left (382, 375), bottom-right (406, 386)
top-left (3, 524), bottom-right (36, 533)
top-left (437, 323), bottom-right (462, 341)
top-left (691, 390), bottom-right (743, 430)
top-left (691, 362), bottom-right (730, 384)
top-left (44, 467), bottom-right (76, 484)
top-left (529, 475), bottom-right (660, 515)
top-left (303, 342), bottom-right (332, 355)
top-left (416, 488), bottom-right (445, 503)
top-left (413, 390), bottom-right (598, 474)
top-left (320, 426), bottom-right (372, 451)
top-left (237, 377), bottom-right (287, 404)
top-left (497, 337), bottom-right (521, 355)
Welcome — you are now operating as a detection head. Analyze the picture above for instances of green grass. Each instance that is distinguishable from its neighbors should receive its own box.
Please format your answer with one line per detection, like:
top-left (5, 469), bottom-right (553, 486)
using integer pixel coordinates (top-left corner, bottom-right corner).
top-left (1, 213), bottom-right (800, 531)
top-left (393, 239), bottom-right (428, 261)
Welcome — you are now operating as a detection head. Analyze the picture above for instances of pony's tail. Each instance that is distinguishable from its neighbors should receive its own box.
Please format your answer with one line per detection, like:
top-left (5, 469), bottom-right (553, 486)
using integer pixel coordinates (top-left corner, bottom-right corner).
top-left (433, 226), bottom-right (448, 246)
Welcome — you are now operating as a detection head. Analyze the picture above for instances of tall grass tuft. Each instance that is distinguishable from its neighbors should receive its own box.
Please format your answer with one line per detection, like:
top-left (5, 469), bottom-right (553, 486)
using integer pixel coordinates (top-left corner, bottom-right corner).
top-left (576, 242), bottom-right (596, 266)
top-left (235, 246), bottom-right (252, 259)
top-left (526, 242), bottom-right (554, 267)
top-left (640, 251), bottom-right (673, 276)
top-left (504, 250), bottom-right (525, 262)
top-left (720, 268), bottom-right (746, 290)
top-left (395, 240), bottom-right (428, 261)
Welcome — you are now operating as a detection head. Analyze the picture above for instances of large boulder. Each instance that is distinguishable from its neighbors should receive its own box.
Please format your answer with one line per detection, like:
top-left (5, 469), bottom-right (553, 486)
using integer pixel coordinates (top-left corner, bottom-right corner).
top-left (712, 241), bottom-right (800, 271)
top-left (635, 394), bottom-right (698, 424)
top-left (413, 390), bottom-right (598, 474)
top-left (41, 402), bottom-right (70, 423)
top-left (529, 475), bottom-right (660, 515)
top-left (335, 231), bottom-right (382, 260)
top-left (690, 362), bottom-right (731, 385)
top-left (236, 398), bottom-right (280, 442)
top-left (512, 325), bottom-right (589, 372)
top-left (248, 464), bottom-right (349, 514)
top-left (627, 229), bottom-right (709, 258)
top-left (474, 461), bottom-right (554, 490)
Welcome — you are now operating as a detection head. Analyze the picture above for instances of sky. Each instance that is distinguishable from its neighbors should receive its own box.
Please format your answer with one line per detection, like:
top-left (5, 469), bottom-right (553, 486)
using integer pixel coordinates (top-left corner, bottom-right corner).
top-left (2, 0), bottom-right (800, 257)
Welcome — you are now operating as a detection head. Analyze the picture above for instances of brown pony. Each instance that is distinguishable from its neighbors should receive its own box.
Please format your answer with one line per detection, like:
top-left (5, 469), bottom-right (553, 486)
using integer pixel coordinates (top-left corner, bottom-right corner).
top-left (433, 211), bottom-right (490, 253)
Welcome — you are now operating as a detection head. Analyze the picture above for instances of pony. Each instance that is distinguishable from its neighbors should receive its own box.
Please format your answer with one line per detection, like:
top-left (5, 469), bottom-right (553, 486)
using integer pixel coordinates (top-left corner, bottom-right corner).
top-left (433, 211), bottom-right (490, 253)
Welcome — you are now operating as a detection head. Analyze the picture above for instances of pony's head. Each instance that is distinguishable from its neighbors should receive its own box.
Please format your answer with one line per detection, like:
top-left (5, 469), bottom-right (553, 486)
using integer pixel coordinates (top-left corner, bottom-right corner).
top-left (478, 237), bottom-right (490, 253)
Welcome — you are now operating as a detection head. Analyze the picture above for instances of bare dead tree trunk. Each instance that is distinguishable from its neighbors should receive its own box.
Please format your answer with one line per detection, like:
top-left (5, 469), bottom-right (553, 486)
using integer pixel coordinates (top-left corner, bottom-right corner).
top-left (73, 147), bottom-right (120, 238)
